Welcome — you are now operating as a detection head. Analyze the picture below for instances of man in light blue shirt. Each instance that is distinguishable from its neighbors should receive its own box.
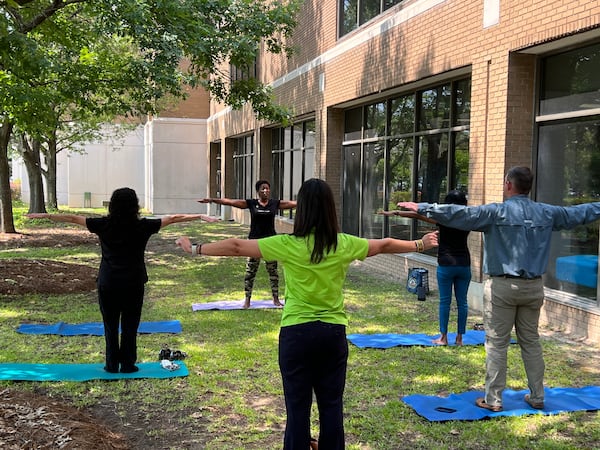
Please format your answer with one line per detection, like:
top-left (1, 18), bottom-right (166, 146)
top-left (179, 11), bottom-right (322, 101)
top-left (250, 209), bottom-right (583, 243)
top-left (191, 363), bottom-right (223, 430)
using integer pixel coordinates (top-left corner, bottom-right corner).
top-left (399, 166), bottom-right (600, 412)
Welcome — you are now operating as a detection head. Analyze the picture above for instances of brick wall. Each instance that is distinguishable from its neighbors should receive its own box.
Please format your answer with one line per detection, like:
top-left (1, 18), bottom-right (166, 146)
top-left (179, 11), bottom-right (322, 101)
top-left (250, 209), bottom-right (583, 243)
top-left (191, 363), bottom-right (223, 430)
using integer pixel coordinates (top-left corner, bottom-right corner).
top-left (206, 0), bottom-right (600, 341)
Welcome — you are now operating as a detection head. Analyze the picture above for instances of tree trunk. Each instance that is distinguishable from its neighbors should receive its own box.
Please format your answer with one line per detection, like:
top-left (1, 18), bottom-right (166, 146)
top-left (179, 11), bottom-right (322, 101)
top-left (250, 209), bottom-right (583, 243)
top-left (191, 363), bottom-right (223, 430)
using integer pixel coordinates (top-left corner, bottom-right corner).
top-left (42, 136), bottom-right (58, 209)
top-left (21, 135), bottom-right (47, 214)
top-left (0, 120), bottom-right (16, 233)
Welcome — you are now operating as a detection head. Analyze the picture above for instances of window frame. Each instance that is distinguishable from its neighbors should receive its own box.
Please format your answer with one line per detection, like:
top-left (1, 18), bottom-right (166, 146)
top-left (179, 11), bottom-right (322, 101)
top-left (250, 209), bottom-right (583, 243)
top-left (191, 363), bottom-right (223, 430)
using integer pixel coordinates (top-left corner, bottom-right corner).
top-left (341, 77), bottom-right (471, 244)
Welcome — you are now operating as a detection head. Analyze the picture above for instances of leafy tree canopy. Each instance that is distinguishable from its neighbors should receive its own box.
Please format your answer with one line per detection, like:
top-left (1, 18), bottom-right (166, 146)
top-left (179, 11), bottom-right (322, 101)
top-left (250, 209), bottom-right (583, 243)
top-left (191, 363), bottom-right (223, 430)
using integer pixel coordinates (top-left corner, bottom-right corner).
top-left (1, 0), bottom-right (299, 125)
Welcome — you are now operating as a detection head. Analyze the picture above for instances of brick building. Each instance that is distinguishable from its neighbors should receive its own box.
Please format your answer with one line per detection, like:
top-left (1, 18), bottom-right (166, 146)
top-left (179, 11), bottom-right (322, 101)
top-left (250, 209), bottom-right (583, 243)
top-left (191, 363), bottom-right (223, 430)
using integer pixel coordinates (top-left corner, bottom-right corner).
top-left (204, 0), bottom-right (600, 340)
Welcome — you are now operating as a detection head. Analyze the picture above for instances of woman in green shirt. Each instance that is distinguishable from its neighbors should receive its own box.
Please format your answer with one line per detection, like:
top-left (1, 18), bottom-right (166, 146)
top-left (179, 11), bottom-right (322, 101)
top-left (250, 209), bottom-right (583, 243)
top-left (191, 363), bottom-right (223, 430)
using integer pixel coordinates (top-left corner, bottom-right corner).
top-left (177, 178), bottom-right (438, 450)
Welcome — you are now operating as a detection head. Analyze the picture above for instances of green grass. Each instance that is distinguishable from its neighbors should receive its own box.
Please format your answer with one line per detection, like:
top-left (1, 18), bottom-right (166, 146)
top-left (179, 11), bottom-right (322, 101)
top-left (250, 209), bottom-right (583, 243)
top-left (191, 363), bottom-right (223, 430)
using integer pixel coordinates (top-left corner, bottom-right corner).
top-left (1, 215), bottom-right (599, 449)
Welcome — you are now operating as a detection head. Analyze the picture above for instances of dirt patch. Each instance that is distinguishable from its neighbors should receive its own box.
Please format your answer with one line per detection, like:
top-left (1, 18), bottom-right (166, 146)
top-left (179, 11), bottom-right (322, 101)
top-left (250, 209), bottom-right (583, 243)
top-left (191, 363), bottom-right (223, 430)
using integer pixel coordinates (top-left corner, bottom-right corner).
top-left (0, 388), bottom-right (131, 450)
top-left (0, 259), bottom-right (98, 296)
top-left (0, 229), bottom-right (207, 449)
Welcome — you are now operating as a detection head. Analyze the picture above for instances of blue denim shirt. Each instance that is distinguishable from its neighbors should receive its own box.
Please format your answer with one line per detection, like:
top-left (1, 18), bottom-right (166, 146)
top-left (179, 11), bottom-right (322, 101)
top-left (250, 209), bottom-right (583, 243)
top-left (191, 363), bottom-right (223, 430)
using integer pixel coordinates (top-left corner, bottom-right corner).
top-left (417, 195), bottom-right (600, 278)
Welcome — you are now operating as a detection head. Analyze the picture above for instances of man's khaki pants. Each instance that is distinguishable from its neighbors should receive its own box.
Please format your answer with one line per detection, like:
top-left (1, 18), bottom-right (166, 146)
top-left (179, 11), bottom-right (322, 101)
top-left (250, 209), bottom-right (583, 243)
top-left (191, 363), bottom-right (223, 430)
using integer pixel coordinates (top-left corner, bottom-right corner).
top-left (483, 277), bottom-right (545, 407)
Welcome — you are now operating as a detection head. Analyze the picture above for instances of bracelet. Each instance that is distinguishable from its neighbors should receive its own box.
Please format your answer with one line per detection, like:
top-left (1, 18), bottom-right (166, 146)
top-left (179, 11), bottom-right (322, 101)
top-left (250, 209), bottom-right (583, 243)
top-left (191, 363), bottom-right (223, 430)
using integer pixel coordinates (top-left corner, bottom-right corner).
top-left (414, 239), bottom-right (424, 252)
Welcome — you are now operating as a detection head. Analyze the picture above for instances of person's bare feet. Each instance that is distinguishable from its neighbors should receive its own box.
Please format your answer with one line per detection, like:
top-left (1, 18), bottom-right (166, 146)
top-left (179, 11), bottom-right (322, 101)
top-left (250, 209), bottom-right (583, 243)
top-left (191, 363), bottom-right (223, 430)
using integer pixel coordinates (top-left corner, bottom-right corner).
top-left (455, 334), bottom-right (463, 346)
top-left (432, 334), bottom-right (448, 345)
top-left (243, 298), bottom-right (251, 309)
top-left (273, 298), bottom-right (283, 307)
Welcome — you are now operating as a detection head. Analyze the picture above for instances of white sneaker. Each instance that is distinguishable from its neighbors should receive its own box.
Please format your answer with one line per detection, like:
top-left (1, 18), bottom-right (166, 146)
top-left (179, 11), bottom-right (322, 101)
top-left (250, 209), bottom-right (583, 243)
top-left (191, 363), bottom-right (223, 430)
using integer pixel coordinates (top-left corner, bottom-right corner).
top-left (160, 359), bottom-right (180, 371)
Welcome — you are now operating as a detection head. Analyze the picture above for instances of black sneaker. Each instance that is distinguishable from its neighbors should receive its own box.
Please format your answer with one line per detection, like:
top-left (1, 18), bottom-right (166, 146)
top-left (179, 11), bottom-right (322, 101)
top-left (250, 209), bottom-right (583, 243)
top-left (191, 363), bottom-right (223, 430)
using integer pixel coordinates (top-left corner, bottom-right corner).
top-left (159, 344), bottom-right (172, 360)
top-left (170, 350), bottom-right (188, 360)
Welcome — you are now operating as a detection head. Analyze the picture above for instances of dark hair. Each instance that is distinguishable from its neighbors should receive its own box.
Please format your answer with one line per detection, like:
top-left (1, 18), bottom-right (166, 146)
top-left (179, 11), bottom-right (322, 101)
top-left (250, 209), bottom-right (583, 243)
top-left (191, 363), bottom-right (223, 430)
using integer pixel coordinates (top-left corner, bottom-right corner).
top-left (506, 166), bottom-right (533, 194)
top-left (293, 178), bottom-right (339, 264)
top-left (108, 187), bottom-right (140, 222)
top-left (444, 190), bottom-right (467, 205)
top-left (255, 180), bottom-right (270, 192)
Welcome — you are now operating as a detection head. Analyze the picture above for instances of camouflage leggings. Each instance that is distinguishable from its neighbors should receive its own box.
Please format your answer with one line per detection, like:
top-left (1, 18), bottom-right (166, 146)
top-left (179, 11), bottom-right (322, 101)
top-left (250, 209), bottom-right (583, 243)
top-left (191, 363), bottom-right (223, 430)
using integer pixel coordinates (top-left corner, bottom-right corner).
top-left (244, 257), bottom-right (279, 300)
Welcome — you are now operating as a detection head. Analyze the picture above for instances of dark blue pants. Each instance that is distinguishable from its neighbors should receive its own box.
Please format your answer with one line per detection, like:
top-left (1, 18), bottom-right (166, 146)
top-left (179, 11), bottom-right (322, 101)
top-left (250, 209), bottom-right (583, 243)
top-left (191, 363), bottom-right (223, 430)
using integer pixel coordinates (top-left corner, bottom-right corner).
top-left (98, 284), bottom-right (144, 371)
top-left (279, 321), bottom-right (348, 450)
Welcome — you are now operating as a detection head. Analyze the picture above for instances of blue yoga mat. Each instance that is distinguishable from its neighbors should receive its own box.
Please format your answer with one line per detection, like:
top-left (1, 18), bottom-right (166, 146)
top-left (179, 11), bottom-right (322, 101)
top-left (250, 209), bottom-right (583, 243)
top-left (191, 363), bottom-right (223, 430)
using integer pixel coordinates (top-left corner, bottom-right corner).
top-left (0, 361), bottom-right (189, 381)
top-left (192, 300), bottom-right (284, 311)
top-left (16, 320), bottom-right (182, 336)
top-left (347, 330), bottom-right (489, 348)
top-left (402, 386), bottom-right (600, 421)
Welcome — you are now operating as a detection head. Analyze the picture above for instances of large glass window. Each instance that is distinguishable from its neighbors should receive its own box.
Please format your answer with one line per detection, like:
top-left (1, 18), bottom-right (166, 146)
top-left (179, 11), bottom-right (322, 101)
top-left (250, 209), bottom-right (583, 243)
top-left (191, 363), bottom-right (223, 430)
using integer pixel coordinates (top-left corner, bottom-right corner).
top-left (233, 135), bottom-right (254, 199)
top-left (536, 43), bottom-right (600, 306)
top-left (342, 78), bottom-right (471, 247)
top-left (339, 0), bottom-right (405, 37)
top-left (536, 44), bottom-right (600, 303)
top-left (271, 119), bottom-right (316, 218)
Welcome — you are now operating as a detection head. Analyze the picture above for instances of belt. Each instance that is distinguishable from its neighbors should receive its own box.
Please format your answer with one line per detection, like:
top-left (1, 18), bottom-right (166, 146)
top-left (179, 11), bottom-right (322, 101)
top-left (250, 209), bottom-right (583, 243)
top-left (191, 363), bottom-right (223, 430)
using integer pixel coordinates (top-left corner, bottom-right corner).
top-left (493, 274), bottom-right (542, 280)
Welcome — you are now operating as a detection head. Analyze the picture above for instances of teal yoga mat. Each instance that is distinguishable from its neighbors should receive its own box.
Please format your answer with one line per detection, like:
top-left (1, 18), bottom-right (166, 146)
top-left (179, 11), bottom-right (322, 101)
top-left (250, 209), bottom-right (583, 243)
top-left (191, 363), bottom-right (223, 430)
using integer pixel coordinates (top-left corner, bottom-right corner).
top-left (0, 362), bottom-right (188, 381)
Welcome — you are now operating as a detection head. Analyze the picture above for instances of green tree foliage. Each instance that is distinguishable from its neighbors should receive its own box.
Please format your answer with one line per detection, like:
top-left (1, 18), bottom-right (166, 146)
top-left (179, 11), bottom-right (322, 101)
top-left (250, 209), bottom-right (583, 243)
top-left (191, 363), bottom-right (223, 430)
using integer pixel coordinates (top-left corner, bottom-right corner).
top-left (0, 0), bottom-right (299, 232)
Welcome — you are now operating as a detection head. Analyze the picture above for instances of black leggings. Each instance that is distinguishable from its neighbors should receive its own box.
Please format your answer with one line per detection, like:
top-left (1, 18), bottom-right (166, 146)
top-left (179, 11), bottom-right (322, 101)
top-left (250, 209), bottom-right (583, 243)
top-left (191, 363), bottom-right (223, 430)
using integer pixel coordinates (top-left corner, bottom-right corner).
top-left (98, 283), bottom-right (144, 371)
top-left (279, 321), bottom-right (348, 450)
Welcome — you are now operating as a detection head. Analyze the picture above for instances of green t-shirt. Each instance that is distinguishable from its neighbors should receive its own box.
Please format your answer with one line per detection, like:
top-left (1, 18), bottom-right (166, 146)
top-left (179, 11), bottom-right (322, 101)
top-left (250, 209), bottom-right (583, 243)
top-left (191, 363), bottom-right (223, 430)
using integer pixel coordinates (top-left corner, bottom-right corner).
top-left (258, 233), bottom-right (369, 327)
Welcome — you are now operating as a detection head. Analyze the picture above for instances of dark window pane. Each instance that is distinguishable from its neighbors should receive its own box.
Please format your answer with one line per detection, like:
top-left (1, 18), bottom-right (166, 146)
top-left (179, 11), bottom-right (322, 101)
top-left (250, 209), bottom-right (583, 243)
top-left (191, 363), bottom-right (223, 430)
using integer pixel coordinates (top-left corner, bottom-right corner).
top-left (359, 0), bottom-right (380, 25)
top-left (390, 94), bottom-right (415, 136)
top-left (365, 102), bottom-right (386, 139)
top-left (453, 131), bottom-right (470, 193)
top-left (340, 0), bottom-right (358, 36)
top-left (540, 42), bottom-right (600, 116)
top-left (419, 85), bottom-right (451, 130)
top-left (361, 142), bottom-right (385, 238)
top-left (418, 134), bottom-right (449, 203)
top-left (272, 151), bottom-right (281, 200)
top-left (342, 144), bottom-right (361, 235)
top-left (345, 107), bottom-right (363, 141)
top-left (454, 79), bottom-right (471, 126)
top-left (384, 0), bottom-right (403, 11)
top-left (387, 138), bottom-right (413, 240)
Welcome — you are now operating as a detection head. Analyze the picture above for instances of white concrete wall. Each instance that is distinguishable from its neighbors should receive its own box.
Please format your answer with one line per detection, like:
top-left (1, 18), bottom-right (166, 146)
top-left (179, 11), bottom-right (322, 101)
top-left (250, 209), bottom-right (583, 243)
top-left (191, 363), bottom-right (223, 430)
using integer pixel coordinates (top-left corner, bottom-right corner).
top-left (13, 119), bottom-right (211, 214)
top-left (65, 126), bottom-right (146, 208)
top-left (144, 117), bottom-right (210, 214)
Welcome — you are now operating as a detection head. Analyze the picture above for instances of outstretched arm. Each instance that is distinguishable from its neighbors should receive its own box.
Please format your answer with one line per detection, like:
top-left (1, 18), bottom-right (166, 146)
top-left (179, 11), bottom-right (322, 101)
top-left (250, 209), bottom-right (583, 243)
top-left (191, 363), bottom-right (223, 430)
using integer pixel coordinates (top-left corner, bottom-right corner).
top-left (279, 200), bottom-right (297, 210)
top-left (26, 213), bottom-right (86, 227)
top-left (378, 209), bottom-right (436, 224)
top-left (176, 236), bottom-right (262, 258)
top-left (160, 214), bottom-right (219, 228)
top-left (366, 231), bottom-right (438, 257)
top-left (197, 197), bottom-right (248, 209)
top-left (396, 201), bottom-right (419, 212)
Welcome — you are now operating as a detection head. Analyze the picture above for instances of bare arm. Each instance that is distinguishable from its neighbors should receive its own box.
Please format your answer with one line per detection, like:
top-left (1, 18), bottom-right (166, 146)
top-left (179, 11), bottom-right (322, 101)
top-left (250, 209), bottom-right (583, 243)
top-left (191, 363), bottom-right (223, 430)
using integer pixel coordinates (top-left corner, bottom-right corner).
top-left (366, 231), bottom-right (438, 257)
top-left (160, 214), bottom-right (219, 228)
top-left (197, 197), bottom-right (248, 209)
top-left (26, 213), bottom-right (87, 227)
top-left (176, 236), bottom-right (262, 258)
top-left (279, 200), bottom-right (297, 210)
top-left (378, 209), bottom-right (436, 224)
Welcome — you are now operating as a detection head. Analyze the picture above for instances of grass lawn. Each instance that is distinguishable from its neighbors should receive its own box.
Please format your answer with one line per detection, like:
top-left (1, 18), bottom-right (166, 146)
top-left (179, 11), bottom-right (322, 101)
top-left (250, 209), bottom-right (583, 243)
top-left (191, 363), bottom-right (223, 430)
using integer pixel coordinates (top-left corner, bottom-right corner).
top-left (1, 208), bottom-right (599, 449)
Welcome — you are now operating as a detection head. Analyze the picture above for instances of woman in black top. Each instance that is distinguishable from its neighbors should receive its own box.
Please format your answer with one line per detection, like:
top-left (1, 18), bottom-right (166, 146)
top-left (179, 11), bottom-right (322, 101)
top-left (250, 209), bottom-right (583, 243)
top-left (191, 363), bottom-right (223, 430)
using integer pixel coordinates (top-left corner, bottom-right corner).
top-left (198, 180), bottom-right (296, 308)
top-left (27, 187), bottom-right (216, 372)
top-left (381, 190), bottom-right (471, 345)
